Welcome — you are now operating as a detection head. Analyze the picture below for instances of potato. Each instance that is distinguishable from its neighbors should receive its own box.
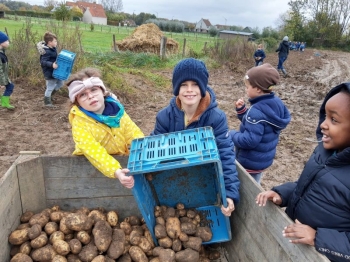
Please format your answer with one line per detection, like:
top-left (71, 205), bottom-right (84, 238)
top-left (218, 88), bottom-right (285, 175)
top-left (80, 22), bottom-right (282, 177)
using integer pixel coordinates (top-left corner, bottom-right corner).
top-left (143, 229), bottom-right (155, 249)
top-left (178, 232), bottom-right (189, 242)
top-left (65, 233), bottom-right (74, 241)
top-left (75, 206), bottom-right (90, 216)
top-left (105, 256), bottom-right (115, 262)
top-left (128, 246), bottom-right (148, 262)
top-left (166, 217), bottom-right (181, 239)
top-left (157, 248), bottom-right (176, 262)
top-left (181, 222), bottom-right (197, 235)
top-left (149, 258), bottom-right (160, 262)
top-left (51, 205), bottom-right (61, 212)
top-left (78, 241), bottom-right (98, 262)
top-left (66, 213), bottom-right (94, 231)
top-left (138, 236), bottom-right (152, 252)
top-left (10, 245), bottom-right (20, 257)
top-left (45, 221), bottom-right (58, 235)
top-left (172, 238), bottom-right (182, 252)
top-left (76, 231), bottom-right (91, 245)
top-left (155, 217), bottom-right (165, 226)
top-left (186, 210), bottom-right (197, 219)
top-left (8, 228), bottom-right (29, 245)
top-left (60, 216), bottom-right (73, 235)
top-left (163, 207), bottom-right (176, 220)
top-left (29, 213), bottom-right (49, 228)
top-left (67, 254), bottom-right (82, 262)
top-left (50, 211), bottom-right (64, 222)
top-left (88, 210), bottom-right (106, 224)
top-left (31, 232), bottom-right (48, 249)
top-left (31, 244), bottom-right (57, 261)
top-left (112, 228), bottom-right (125, 242)
top-left (182, 236), bottom-right (202, 251)
top-left (10, 253), bottom-right (33, 262)
top-left (41, 208), bottom-right (53, 218)
top-left (91, 255), bottom-right (105, 262)
top-left (195, 226), bottom-right (212, 242)
top-left (158, 236), bottom-right (172, 248)
top-left (124, 215), bottom-right (141, 226)
top-left (106, 211), bottom-right (118, 227)
top-left (19, 241), bottom-right (31, 255)
top-left (52, 255), bottom-right (68, 262)
top-left (53, 239), bottom-right (71, 256)
top-left (92, 220), bottom-right (113, 252)
top-left (208, 250), bottom-right (221, 260)
top-left (28, 224), bottom-right (42, 240)
top-left (120, 221), bottom-right (132, 235)
top-left (154, 224), bottom-right (167, 239)
top-left (17, 223), bottom-right (30, 230)
top-left (69, 238), bottom-right (82, 254)
top-left (49, 231), bottom-right (65, 244)
top-left (175, 248), bottom-right (199, 262)
top-left (117, 253), bottom-right (132, 262)
top-left (20, 211), bottom-right (35, 223)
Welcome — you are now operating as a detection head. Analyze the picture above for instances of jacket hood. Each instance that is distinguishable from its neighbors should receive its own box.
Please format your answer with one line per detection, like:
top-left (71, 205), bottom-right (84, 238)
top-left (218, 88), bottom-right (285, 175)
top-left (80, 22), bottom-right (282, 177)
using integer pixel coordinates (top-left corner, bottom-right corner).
top-left (36, 41), bottom-right (50, 55)
top-left (316, 82), bottom-right (350, 139)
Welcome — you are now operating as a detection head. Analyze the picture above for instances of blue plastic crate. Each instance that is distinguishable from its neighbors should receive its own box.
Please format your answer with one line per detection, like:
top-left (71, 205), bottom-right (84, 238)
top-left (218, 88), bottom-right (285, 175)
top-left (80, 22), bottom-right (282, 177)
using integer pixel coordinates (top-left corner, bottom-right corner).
top-left (128, 127), bottom-right (231, 245)
top-left (53, 50), bottom-right (76, 81)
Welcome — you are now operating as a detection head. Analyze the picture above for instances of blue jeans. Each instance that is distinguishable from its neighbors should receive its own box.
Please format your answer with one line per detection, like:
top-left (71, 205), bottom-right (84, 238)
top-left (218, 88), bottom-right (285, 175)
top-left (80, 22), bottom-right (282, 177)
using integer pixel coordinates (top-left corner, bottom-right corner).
top-left (250, 172), bottom-right (263, 184)
top-left (277, 56), bottom-right (287, 70)
top-left (45, 79), bottom-right (64, 97)
top-left (3, 82), bottom-right (14, 96)
top-left (255, 61), bottom-right (263, 67)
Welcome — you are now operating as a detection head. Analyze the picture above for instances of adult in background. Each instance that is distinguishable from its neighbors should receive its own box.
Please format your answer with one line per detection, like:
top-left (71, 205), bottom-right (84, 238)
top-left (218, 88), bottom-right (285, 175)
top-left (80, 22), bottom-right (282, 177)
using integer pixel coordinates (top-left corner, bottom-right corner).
top-left (276, 36), bottom-right (290, 77)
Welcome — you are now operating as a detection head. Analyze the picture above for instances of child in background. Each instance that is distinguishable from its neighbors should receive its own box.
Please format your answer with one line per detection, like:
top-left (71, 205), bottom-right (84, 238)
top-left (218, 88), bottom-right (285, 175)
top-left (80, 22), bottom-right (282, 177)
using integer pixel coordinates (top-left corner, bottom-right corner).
top-left (299, 42), bottom-right (305, 52)
top-left (37, 31), bottom-right (64, 107)
top-left (230, 63), bottom-right (291, 184)
top-left (67, 67), bottom-right (144, 188)
top-left (152, 58), bottom-right (240, 217)
top-left (256, 83), bottom-right (350, 262)
top-left (276, 36), bottom-right (290, 77)
top-left (0, 31), bottom-right (15, 110)
top-left (253, 44), bottom-right (266, 66)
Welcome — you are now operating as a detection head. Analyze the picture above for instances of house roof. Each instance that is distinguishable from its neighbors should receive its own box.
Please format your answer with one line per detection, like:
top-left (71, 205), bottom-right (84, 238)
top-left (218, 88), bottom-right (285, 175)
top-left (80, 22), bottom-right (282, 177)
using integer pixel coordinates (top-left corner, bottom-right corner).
top-left (202, 19), bottom-right (212, 27)
top-left (66, 1), bottom-right (107, 18)
top-left (219, 30), bottom-right (253, 36)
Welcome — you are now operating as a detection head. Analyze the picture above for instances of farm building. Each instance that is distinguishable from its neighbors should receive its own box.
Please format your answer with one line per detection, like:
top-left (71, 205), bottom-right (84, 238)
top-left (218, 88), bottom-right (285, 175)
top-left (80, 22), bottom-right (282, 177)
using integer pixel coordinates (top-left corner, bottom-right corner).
top-left (66, 1), bottom-right (107, 25)
top-left (195, 18), bottom-right (212, 32)
top-left (219, 30), bottom-right (254, 41)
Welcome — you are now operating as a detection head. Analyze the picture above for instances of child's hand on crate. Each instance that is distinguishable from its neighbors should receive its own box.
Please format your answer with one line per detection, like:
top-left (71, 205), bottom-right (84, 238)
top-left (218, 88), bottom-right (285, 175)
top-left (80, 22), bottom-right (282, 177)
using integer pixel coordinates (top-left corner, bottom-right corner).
top-left (221, 198), bottom-right (235, 217)
top-left (53, 62), bottom-right (58, 69)
top-left (115, 168), bottom-right (134, 189)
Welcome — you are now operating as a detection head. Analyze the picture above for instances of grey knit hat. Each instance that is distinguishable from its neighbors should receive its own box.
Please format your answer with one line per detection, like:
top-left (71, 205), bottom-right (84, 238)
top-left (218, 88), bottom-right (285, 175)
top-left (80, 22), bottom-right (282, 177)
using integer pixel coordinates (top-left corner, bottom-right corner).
top-left (245, 63), bottom-right (280, 91)
top-left (283, 36), bottom-right (289, 41)
top-left (172, 58), bottom-right (209, 97)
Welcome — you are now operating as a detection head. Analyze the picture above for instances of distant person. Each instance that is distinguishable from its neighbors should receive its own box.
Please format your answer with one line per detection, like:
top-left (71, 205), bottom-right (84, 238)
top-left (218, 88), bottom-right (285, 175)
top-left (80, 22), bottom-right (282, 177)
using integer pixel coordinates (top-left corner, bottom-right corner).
top-left (256, 82), bottom-right (350, 262)
top-left (151, 58), bottom-right (240, 217)
top-left (67, 67), bottom-right (144, 188)
top-left (276, 36), bottom-right (290, 77)
top-left (37, 31), bottom-right (64, 107)
top-left (230, 63), bottom-right (291, 184)
top-left (299, 42), bottom-right (305, 52)
top-left (253, 44), bottom-right (266, 66)
top-left (0, 31), bottom-right (15, 110)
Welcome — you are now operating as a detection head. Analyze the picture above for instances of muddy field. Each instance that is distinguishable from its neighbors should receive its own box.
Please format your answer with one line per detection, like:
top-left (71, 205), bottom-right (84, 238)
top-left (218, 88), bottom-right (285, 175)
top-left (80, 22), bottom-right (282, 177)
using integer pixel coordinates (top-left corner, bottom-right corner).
top-left (1, 48), bottom-right (350, 190)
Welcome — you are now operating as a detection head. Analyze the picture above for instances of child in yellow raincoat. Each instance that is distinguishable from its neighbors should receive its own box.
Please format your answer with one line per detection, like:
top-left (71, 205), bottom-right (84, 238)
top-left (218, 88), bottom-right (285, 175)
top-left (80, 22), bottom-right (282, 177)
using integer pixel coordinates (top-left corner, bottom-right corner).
top-left (67, 68), bottom-right (144, 188)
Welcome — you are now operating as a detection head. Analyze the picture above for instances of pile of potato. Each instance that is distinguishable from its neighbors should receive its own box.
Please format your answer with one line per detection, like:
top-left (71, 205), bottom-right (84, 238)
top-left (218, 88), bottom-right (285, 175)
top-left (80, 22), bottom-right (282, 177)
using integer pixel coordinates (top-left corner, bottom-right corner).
top-left (8, 204), bottom-right (221, 262)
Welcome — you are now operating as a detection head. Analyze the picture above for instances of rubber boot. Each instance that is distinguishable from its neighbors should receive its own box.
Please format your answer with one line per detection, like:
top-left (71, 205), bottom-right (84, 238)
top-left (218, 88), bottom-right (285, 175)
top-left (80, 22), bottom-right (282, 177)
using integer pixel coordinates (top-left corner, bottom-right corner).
top-left (282, 69), bottom-right (288, 77)
top-left (44, 96), bottom-right (54, 107)
top-left (1, 96), bottom-right (15, 110)
top-left (51, 89), bottom-right (57, 101)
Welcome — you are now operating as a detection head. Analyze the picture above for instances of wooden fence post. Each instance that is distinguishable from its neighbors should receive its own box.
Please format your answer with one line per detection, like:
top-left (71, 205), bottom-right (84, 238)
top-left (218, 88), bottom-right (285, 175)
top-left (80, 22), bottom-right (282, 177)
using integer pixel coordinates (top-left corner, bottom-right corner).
top-left (160, 36), bottom-right (167, 60)
top-left (182, 38), bottom-right (186, 58)
top-left (113, 34), bottom-right (117, 52)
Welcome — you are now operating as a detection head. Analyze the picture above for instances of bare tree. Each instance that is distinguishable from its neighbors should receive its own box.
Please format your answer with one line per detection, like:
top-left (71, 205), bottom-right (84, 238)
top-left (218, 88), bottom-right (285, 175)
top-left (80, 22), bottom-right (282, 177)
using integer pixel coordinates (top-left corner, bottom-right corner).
top-left (101, 0), bottom-right (123, 13)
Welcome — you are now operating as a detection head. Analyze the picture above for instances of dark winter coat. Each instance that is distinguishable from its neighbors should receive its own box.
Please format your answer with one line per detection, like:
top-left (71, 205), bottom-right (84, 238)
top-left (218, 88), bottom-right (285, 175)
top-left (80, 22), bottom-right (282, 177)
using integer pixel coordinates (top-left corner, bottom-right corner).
top-left (272, 82), bottom-right (350, 262)
top-left (37, 41), bottom-right (58, 80)
top-left (152, 86), bottom-right (240, 204)
top-left (253, 49), bottom-right (266, 62)
top-left (276, 40), bottom-right (290, 58)
top-left (230, 93), bottom-right (291, 173)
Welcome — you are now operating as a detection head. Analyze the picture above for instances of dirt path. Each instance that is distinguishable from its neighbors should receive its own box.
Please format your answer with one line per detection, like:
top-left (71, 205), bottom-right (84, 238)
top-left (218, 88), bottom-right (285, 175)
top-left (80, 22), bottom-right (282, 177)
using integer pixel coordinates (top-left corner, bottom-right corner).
top-left (1, 48), bottom-right (350, 191)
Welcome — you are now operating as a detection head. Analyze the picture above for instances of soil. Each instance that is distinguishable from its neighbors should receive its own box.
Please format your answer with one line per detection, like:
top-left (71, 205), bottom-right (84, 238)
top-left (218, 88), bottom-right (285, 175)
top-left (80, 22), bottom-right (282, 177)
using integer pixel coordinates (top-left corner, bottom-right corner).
top-left (1, 48), bottom-right (350, 191)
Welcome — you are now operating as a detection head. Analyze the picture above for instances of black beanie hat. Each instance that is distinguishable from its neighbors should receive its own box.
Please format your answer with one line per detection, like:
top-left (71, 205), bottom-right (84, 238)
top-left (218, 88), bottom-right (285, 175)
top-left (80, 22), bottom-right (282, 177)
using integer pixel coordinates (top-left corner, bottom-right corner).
top-left (172, 58), bottom-right (209, 97)
top-left (245, 63), bottom-right (280, 91)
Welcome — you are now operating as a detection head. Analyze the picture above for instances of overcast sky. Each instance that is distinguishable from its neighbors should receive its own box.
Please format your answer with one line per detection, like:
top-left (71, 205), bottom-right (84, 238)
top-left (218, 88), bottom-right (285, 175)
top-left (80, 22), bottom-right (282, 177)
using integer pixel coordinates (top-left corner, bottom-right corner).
top-left (24, 0), bottom-right (291, 29)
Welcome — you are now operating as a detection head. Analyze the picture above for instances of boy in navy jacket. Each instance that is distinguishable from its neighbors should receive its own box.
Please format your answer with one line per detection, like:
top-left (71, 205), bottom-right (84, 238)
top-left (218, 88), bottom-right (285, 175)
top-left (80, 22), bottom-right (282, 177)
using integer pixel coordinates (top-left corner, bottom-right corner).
top-left (256, 83), bottom-right (350, 262)
top-left (253, 44), bottom-right (266, 66)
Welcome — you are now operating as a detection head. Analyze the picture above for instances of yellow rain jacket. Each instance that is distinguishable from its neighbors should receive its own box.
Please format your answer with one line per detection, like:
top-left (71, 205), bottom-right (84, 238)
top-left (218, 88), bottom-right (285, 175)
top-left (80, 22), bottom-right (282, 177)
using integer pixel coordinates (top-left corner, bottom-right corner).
top-left (69, 105), bottom-right (144, 178)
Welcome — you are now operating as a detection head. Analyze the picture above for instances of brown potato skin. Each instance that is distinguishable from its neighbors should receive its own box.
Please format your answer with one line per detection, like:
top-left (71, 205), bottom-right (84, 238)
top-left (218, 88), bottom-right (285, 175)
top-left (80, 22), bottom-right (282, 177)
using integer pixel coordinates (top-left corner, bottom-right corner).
top-left (53, 239), bottom-right (71, 256)
top-left (10, 253), bottom-right (33, 262)
top-left (29, 213), bottom-right (49, 228)
top-left (92, 220), bottom-right (113, 252)
top-left (31, 244), bottom-right (57, 261)
top-left (128, 246), bottom-right (148, 262)
top-left (175, 248), bottom-right (199, 262)
top-left (31, 232), bottom-right (48, 249)
top-left (8, 228), bottom-right (29, 245)
top-left (69, 238), bottom-right (82, 254)
top-left (20, 211), bottom-right (35, 223)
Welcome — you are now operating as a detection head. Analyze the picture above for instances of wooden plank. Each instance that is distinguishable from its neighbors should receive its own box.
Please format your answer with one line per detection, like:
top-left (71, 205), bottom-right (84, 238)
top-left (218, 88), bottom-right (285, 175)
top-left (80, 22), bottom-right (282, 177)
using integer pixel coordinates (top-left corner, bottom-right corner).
top-left (16, 156), bottom-right (46, 213)
top-left (0, 164), bottom-right (22, 262)
top-left (46, 196), bottom-right (140, 220)
top-left (223, 162), bottom-right (328, 262)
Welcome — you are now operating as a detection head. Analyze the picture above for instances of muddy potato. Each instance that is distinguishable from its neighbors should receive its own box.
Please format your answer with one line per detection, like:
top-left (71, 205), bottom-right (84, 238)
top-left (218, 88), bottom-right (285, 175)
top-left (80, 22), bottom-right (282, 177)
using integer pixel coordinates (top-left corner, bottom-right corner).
top-left (29, 213), bottom-right (49, 228)
top-left (69, 238), bottom-right (82, 254)
top-left (10, 245), bottom-right (20, 257)
top-left (208, 249), bottom-right (221, 260)
top-left (78, 241), bottom-right (98, 262)
top-left (17, 223), bottom-right (30, 230)
top-left (10, 253), bottom-right (33, 262)
top-left (91, 255), bottom-right (105, 262)
top-left (31, 244), bottom-right (57, 261)
top-left (178, 232), bottom-right (189, 242)
top-left (76, 230), bottom-right (91, 245)
top-left (128, 246), bottom-right (148, 262)
top-left (41, 208), bottom-right (53, 218)
top-left (144, 229), bottom-right (155, 249)
top-left (28, 224), bottom-right (42, 240)
top-left (175, 248), bottom-right (200, 262)
top-left (155, 217), bottom-right (165, 226)
top-left (50, 211), bottom-right (64, 223)
top-left (154, 224), bottom-right (167, 239)
top-left (66, 213), bottom-right (94, 231)
top-left (52, 255), bottom-right (68, 262)
top-left (8, 228), bottom-right (29, 245)
top-left (59, 216), bottom-right (73, 235)
top-left (120, 221), bottom-right (132, 235)
top-left (186, 210), bottom-right (197, 219)
top-left (31, 232), bottom-right (48, 249)
top-left (19, 241), bottom-right (32, 255)
top-left (105, 256), bottom-right (115, 262)
top-left (129, 230), bottom-right (141, 246)
top-left (107, 240), bottom-right (124, 260)
top-left (53, 239), bottom-right (71, 256)
top-left (157, 248), bottom-right (176, 262)
top-left (49, 231), bottom-right (65, 244)
top-left (195, 226), bottom-right (213, 242)
top-left (181, 222), bottom-right (197, 235)
top-left (67, 254), bottom-right (82, 262)
top-left (199, 257), bottom-right (210, 262)
top-left (138, 236), bottom-right (152, 252)
top-left (158, 236), bottom-right (172, 248)
top-left (76, 206), bottom-right (90, 216)
top-left (92, 220), bottom-right (113, 252)
top-left (172, 238), bottom-right (182, 252)
top-left (106, 211), bottom-right (118, 227)
top-left (183, 236), bottom-right (202, 251)
top-left (149, 258), bottom-right (160, 262)
top-left (88, 210), bottom-right (106, 224)
top-left (51, 205), bottom-right (61, 212)
top-left (117, 253), bottom-right (132, 262)
top-left (20, 211), bottom-right (35, 223)
top-left (163, 207), bottom-right (175, 220)
top-left (65, 233), bottom-right (74, 241)
top-left (45, 221), bottom-right (58, 235)
top-left (124, 215), bottom-right (141, 226)
top-left (166, 217), bottom-right (181, 239)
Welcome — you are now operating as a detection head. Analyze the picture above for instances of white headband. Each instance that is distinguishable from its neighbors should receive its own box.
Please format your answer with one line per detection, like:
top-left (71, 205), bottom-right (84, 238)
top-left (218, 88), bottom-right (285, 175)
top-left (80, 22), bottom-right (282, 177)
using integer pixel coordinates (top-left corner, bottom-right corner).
top-left (68, 77), bottom-right (107, 102)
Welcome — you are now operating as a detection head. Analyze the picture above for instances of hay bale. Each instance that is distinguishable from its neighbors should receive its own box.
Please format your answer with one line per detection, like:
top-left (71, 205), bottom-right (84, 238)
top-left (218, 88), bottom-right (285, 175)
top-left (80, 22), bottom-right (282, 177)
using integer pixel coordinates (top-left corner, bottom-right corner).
top-left (116, 23), bottom-right (179, 54)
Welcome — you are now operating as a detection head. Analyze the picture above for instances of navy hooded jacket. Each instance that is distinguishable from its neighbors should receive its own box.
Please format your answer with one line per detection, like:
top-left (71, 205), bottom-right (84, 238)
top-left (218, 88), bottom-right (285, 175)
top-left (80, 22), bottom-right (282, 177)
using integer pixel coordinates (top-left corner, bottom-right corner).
top-left (272, 82), bottom-right (350, 262)
top-left (152, 86), bottom-right (240, 204)
top-left (38, 42), bottom-right (58, 80)
top-left (276, 40), bottom-right (290, 58)
top-left (230, 93), bottom-right (291, 173)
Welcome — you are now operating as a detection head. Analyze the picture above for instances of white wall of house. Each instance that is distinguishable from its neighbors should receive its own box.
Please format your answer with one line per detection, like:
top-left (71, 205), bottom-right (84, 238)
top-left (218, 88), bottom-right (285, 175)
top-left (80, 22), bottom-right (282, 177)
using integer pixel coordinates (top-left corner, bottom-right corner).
top-left (82, 8), bottom-right (107, 25)
top-left (195, 19), bottom-right (209, 32)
